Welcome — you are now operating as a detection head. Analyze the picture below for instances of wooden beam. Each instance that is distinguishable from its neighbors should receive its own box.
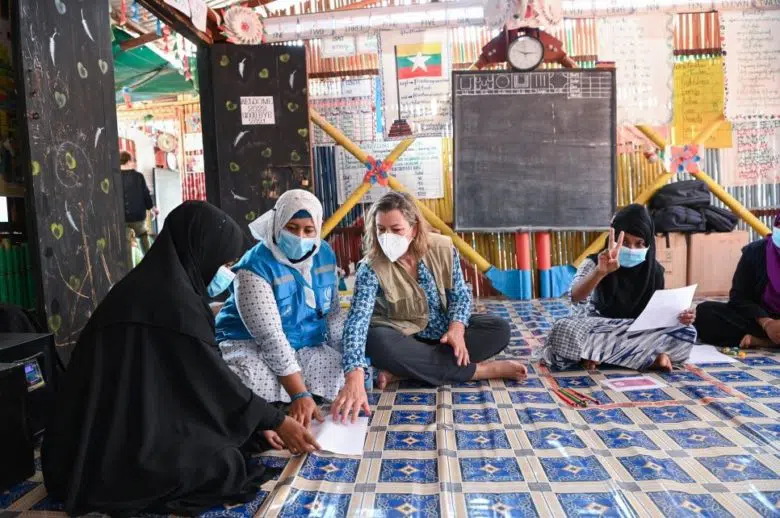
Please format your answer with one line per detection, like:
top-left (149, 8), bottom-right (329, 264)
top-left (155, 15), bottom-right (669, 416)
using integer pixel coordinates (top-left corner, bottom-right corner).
top-left (136, 0), bottom-right (214, 45)
top-left (119, 31), bottom-right (164, 51)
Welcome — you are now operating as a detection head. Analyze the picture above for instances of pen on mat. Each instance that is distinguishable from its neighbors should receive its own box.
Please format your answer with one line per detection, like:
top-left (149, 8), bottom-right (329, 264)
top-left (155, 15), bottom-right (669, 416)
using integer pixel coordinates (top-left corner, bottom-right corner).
top-left (567, 388), bottom-right (600, 405)
top-left (560, 388), bottom-right (588, 407)
top-left (552, 389), bottom-right (579, 407)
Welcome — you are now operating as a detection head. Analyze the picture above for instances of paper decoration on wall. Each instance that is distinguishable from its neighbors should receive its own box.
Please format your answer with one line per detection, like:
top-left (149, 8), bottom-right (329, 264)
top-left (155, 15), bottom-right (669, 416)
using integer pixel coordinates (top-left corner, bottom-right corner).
top-left (156, 132), bottom-right (177, 153)
top-left (165, 0), bottom-right (190, 16)
top-left (597, 13), bottom-right (673, 125)
top-left (321, 36), bottom-right (357, 58)
top-left (335, 138), bottom-right (444, 204)
top-left (672, 58), bottom-right (732, 148)
top-left (310, 78), bottom-right (378, 145)
top-left (666, 144), bottom-right (701, 174)
top-left (721, 120), bottom-right (780, 187)
top-left (189, 0), bottom-right (208, 33)
top-left (509, 0), bottom-right (562, 29)
top-left (380, 29), bottom-right (452, 139)
top-left (222, 6), bottom-right (265, 44)
top-left (720, 10), bottom-right (780, 120)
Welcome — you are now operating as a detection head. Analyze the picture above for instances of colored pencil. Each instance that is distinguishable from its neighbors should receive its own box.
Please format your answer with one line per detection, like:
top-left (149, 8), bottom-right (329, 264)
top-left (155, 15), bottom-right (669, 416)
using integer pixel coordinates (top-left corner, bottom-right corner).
top-left (552, 389), bottom-right (578, 408)
top-left (567, 388), bottom-right (600, 405)
top-left (560, 388), bottom-right (588, 407)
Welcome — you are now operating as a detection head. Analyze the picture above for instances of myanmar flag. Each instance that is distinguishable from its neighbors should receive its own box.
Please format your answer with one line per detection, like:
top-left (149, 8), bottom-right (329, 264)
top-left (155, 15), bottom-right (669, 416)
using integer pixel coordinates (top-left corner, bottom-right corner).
top-left (396, 42), bottom-right (442, 79)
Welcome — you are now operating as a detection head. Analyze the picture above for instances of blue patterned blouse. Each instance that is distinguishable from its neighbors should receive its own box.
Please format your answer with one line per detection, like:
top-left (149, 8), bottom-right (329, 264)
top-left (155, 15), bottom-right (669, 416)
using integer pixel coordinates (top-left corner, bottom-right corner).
top-left (341, 248), bottom-right (472, 373)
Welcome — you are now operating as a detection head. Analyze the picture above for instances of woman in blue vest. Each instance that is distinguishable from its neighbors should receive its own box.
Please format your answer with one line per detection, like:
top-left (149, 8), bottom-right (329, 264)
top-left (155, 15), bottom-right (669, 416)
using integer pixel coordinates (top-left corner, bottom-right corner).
top-left (216, 190), bottom-right (344, 447)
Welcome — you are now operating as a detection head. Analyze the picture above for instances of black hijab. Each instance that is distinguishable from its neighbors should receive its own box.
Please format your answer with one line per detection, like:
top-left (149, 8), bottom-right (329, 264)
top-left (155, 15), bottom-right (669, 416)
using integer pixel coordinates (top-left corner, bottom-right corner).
top-left (589, 204), bottom-right (664, 319)
top-left (42, 202), bottom-right (286, 517)
top-left (89, 200), bottom-right (244, 342)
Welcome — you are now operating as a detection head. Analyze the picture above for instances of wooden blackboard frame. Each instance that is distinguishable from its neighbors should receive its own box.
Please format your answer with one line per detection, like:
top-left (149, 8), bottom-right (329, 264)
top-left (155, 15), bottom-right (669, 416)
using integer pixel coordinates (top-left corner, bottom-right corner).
top-left (452, 69), bottom-right (618, 233)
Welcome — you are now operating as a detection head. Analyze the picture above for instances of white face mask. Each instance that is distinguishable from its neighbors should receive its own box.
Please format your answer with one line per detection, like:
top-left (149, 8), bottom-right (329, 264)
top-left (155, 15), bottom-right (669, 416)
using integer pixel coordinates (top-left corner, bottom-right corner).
top-left (378, 231), bottom-right (410, 262)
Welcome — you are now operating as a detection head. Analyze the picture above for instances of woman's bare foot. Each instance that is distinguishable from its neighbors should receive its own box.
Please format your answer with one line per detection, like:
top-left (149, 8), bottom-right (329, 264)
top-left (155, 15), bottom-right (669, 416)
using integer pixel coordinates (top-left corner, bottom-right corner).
top-left (581, 359), bottom-right (599, 371)
top-left (650, 353), bottom-right (673, 373)
top-left (473, 360), bottom-right (528, 381)
top-left (377, 370), bottom-right (401, 390)
top-left (739, 334), bottom-right (771, 349)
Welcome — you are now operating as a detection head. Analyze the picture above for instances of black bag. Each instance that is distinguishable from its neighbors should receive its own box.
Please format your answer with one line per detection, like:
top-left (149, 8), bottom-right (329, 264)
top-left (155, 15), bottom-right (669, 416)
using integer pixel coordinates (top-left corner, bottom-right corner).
top-left (650, 180), bottom-right (711, 210)
top-left (701, 205), bottom-right (738, 232)
top-left (653, 206), bottom-right (707, 233)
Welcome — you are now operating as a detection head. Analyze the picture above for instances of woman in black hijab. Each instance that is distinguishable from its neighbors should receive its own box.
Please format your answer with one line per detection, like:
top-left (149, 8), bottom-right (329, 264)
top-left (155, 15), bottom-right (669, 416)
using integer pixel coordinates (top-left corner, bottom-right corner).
top-left (540, 204), bottom-right (697, 373)
top-left (42, 201), bottom-right (319, 517)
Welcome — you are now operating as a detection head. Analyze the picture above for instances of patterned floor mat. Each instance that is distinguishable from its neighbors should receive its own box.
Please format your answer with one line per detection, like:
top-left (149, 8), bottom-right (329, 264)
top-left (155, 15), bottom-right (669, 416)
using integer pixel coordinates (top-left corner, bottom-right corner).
top-left (2, 299), bottom-right (779, 517)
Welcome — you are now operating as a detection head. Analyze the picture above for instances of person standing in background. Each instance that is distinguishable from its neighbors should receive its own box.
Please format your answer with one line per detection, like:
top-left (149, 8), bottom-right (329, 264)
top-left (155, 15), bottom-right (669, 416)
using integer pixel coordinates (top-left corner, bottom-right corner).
top-left (121, 151), bottom-right (158, 256)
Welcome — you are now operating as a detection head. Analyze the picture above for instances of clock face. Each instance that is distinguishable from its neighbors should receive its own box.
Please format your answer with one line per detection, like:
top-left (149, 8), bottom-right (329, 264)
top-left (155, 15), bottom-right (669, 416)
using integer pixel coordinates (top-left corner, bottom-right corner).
top-left (508, 36), bottom-right (544, 71)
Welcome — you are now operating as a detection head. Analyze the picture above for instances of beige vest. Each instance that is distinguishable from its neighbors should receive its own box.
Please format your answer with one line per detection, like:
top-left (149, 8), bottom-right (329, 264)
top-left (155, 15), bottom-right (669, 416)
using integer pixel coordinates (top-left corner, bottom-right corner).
top-left (370, 233), bottom-right (454, 335)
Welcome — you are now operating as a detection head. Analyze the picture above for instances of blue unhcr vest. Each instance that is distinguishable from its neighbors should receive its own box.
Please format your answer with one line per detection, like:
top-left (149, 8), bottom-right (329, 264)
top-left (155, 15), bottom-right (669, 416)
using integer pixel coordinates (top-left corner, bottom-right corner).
top-left (215, 241), bottom-right (338, 350)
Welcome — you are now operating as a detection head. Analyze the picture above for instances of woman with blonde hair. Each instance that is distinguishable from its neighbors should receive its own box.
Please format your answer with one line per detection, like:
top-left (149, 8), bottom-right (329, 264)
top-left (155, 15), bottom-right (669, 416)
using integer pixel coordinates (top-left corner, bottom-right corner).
top-left (331, 191), bottom-right (523, 422)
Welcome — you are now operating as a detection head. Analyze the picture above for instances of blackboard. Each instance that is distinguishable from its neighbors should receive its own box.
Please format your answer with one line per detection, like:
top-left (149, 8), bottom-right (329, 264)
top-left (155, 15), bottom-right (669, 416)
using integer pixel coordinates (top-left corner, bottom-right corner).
top-left (202, 44), bottom-right (312, 233)
top-left (16, 0), bottom-right (127, 360)
top-left (453, 70), bottom-right (617, 231)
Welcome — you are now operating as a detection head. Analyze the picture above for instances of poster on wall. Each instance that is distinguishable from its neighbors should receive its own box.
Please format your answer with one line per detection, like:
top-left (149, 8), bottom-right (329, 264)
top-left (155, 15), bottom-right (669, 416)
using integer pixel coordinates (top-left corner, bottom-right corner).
top-left (335, 138), bottom-right (444, 204)
top-left (380, 29), bottom-right (452, 138)
top-left (597, 13), bottom-right (673, 126)
top-left (721, 10), bottom-right (780, 120)
top-left (721, 120), bottom-right (780, 187)
top-left (240, 96), bottom-right (276, 125)
top-left (310, 78), bottom-right (378, 145)
top-left (672, 58), bottom-right (732, 148)
top-left (321, 36), bottom-right (357, 58)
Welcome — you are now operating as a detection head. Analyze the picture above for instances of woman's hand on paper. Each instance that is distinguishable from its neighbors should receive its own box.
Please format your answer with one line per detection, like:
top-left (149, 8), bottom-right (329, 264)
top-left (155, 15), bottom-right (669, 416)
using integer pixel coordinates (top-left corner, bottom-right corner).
top-left (678, 308), bottom-right (696, 326)
top-left (441, 322), bottom-right (469, 367)
top-left (275, 416), bottom-right (321, 455)
top-left (289, 396), bottom-right (324, 429)
top-left (331, 368), bottom-right (371, 424)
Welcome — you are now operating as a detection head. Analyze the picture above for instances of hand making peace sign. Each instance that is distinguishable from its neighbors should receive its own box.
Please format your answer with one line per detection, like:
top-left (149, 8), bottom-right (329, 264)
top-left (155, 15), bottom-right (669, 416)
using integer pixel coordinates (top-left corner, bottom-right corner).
top-left (597, 228), bottom-right (625, 276)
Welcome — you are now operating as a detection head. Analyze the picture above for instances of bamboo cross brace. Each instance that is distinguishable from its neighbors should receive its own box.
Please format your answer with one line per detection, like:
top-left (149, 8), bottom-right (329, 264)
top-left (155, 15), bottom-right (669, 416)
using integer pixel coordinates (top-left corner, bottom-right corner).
top-left (310, 109), bottom-right (493, 272)
top-left (573, 116), bottom-right (738, 267)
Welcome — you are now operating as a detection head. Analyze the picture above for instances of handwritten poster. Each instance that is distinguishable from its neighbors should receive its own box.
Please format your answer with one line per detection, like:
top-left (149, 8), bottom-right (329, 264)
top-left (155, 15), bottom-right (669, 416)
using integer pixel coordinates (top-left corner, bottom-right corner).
top-left (597, 13), bottom-right (673, 125)
top-left (310, 78), bottom-right (378, 145)
top-left (722, 120), bottom-right (780, 187)
top-left (357, 34), bottom-right (378, 54)
top-left (165, 0), bottom-right (191, 16)
top-left (380, 29), bottom-right (452, 139)
top-left (240, 96), bottom-right (275, 126)
top-left (335, 138), bottom-right (444, 203)
top-left (189, 0), bottom-right (208, 33)
top-left (321, 36), bottom-right (357, 58)
top-left (721, 10), bottom-right (780, 119)
top-left (672, 58), bottom-right (732, 148)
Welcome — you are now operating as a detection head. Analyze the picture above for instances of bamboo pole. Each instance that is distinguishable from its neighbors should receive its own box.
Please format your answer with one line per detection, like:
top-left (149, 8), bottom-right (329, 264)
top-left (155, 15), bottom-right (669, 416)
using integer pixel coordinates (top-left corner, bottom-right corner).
top-left (635, 119), bottom-right (771, 237)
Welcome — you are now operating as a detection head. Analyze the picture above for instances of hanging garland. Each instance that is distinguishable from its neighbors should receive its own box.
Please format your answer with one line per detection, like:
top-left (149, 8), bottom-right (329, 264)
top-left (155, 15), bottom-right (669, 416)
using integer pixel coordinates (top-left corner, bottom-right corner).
top-left (221, 5), bottom-right (266, 45)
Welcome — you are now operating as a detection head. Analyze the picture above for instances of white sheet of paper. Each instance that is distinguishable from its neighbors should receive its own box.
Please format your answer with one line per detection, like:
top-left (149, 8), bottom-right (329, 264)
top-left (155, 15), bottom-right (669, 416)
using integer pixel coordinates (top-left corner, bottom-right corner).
top-left (626, 284), bottom-right (697, 333)
top-left (310, 416), bottom-right (369, 456)
top-left (602, 375), bottom-right (666, 393)
top-left (687, 345), bottom-right (739, 364)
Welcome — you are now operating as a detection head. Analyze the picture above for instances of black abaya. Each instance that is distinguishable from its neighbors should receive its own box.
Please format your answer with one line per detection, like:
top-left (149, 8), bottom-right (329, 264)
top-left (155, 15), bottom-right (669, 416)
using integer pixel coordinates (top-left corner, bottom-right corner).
top-left (42, 202), bottom-right (286, 517)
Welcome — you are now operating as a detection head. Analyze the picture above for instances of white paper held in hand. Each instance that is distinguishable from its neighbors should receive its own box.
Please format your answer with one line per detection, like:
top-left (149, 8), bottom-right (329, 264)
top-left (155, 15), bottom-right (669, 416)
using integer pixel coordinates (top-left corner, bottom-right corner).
top-left (309, 415), bottom-right (369, 456)
top-left (626, 284), bottom-right (697, 333)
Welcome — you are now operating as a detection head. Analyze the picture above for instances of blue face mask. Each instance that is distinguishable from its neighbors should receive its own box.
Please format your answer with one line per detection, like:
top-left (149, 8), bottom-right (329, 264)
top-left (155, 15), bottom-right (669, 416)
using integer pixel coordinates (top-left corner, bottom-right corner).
top-left (207, 265), bottom-right (236, 297)
top-left (618, 246), bottom-right (648, 268)
top-left (277, 230), bottom-right (316, 261)
top-left (772, 227), bottom-right (780, 248)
